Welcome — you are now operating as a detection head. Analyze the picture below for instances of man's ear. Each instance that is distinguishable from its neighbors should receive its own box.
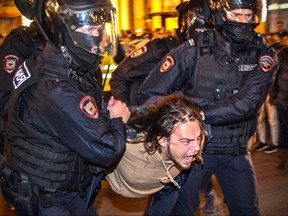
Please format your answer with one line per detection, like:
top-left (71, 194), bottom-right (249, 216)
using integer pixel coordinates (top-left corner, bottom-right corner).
top-left (157, 136), bottom-right (168, 148)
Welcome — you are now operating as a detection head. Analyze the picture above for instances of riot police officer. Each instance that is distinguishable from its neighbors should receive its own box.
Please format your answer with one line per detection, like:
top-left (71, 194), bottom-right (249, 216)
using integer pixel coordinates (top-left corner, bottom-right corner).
top-left (138, 0), bottom-right (278, 215)
top-left (110, 0), bottom-right (207, 106)
top-left (1, 0), bottom-right (130, 215)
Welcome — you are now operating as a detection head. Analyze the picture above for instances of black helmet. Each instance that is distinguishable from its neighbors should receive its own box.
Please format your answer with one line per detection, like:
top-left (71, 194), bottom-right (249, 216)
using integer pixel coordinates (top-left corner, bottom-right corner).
top-left (207, 0), bottom-right (266, 27)
top-left (206, 0), bottom-right (267, 44)
top-left (176, 0), bottom-right (206, 41)
top-left (14, 0), bottom-right (36, 20)
top-left (35, 0), bottom-right (118, 56)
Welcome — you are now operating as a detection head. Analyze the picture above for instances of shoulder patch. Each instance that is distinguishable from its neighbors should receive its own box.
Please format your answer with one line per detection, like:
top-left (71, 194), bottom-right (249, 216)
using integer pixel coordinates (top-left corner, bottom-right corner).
top-left (4, 55), bottom-right (19, 73)
top-left (259, 55), bottom-right (273, 72)
top-left (160, 55), bottom-right (175, 73)
top-left (79, 96), bottom-right (99, 119)
top-left (13, 62), bottom-right (31, 89)
top-left (187, 39), bottom-right (195, 47)
top-left (130, 46), bottom-right (147, 58)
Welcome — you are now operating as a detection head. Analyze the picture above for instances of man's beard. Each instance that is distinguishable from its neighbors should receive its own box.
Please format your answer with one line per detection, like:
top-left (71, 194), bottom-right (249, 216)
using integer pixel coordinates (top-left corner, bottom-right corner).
top-left (166, 143), bottom-right (192, 170)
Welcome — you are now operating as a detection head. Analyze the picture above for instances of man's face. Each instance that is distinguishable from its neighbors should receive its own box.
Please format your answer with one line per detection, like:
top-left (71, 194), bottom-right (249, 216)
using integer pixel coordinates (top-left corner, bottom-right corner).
top-left (161, 120), bottom-right (201, 170)
top-left (226, 9), bottom-right (253, 23)
top-left (74, 24), bottom-right (108, 54)
top-left (276, 22), bottom-right (284, 33)
top-left (281, 36), bottom-right (288, 46)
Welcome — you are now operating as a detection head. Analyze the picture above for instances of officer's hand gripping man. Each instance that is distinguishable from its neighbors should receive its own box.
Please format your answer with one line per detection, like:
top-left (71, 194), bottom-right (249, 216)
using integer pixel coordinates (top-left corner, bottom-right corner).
top-left (0, 0), bottom-right (130, 216)
top-left (138, 0), bottom-right (278, 215)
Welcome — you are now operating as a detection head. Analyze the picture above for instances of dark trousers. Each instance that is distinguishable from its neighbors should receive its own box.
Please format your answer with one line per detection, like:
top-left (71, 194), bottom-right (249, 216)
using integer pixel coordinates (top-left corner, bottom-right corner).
top-left (277, 108), bottom-right (288, 149)
top-left (170, 153), bottom-right (260, 216)
top-left (38, 191), bottom-right (97, 216)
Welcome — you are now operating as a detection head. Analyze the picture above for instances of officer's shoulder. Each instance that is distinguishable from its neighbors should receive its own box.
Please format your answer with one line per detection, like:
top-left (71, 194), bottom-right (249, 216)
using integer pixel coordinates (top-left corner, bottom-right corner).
top-left (251, 33), bottom-right (271, 50)
top-left (10, 25), bottom-right (35, 40)
top-left (150, 36), bottom-right (177, 45)
top-left (185, 29), bottom-right (214, 48)
top-left (185, 39), bottom-right (196, 48)
top-left (163, 35), bottom-right (177, 42)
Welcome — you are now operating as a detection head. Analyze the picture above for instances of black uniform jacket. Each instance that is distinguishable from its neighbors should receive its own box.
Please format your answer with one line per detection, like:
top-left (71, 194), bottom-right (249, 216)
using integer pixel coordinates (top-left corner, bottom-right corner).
top-left (138, 30), bottom-right (278, 127)
top-left (9, 43), bottom-right (127, 168)
top-left (110, 36), bottom-right (182, 105)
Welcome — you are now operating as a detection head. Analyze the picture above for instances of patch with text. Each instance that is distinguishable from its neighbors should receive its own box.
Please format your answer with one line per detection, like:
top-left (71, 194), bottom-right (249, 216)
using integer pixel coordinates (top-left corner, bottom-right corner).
top-left (13, 63), bottom-right (31, 89)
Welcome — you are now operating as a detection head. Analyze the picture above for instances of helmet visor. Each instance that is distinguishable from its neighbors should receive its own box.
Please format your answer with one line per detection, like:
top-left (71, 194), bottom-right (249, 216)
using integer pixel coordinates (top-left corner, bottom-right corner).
top-left (62, 6), bottom-right (118, 56)
top-left (214, 0), bottom-right (267, 24)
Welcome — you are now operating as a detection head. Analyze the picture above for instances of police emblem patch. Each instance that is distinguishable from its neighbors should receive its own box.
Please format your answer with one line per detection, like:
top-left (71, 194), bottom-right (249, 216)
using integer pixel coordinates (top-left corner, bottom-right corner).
top-left (259, 55), bottom-right (273, 72)
top-left (130, 46), bottom-right (147, 58)
top-left (4, 55), bottom-right (19, 73)
top-left (160, 55), bottom-right (174, 73)
top-left (79, 96), bottom-right (99, 119)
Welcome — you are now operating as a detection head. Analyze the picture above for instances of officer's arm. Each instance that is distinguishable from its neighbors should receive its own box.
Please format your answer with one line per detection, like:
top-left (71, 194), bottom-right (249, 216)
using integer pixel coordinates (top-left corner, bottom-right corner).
top-left (138, 44), bottom-right (194, 105)
top-left (110, 40), bottom-right (167, 104)
top-left (109, 62), bottom-right (133, 104)
top-left (0, 30), bottom-right (31, 118)
top-left (40, 84), bottom-right (127, 168)
top-left (204, 54), bottom-right (278, 125)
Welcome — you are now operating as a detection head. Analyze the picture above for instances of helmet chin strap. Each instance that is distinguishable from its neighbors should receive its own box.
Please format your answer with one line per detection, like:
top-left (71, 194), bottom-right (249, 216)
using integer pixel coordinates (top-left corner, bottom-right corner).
top-left (224, 42), bottom-right (239, 63)
top-left (61, 45), bottom-right (84, 73)
top-left (60, 45), bottom-right (100, 77)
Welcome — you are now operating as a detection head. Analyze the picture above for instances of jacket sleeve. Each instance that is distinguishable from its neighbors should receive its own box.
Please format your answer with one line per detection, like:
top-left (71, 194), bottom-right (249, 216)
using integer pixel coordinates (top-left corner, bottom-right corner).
top-left (37, 81), bottom-right (127, 168)
top-left (204, 51), bottom-right (278, 125)
top-left (138, 43), bottom-right (197, 105)
top-left (110, 39), bottom-right (169, 104)
top-left (0, 30), bottom-right (30, 92)
top-left (0, 27), bottom-right (34, 117)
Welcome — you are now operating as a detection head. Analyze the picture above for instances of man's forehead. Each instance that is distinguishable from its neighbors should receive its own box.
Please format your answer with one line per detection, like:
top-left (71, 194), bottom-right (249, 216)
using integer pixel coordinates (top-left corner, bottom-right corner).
top-left (230, 8), bottom-right (253, 14)
top-left (171, 121), bottom-right (200, 137)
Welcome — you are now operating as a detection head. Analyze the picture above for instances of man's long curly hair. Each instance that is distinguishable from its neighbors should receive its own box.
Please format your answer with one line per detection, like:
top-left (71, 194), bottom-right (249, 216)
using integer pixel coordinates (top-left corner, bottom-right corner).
top-left (128, 95), bottom-right (207, 164)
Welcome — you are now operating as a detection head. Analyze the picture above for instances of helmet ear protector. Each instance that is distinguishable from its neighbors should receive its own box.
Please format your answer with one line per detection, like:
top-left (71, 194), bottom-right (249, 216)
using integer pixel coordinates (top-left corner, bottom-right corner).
top-left (14, 0), bottom-right (36, 20)
top-left (176, 0), bottom-right (206, 41)
top-left (35, 0), bottom-right (118, 56)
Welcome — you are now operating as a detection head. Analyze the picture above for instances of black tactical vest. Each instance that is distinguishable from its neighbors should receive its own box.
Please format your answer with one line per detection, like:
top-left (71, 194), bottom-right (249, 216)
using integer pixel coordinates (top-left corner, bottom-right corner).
top-left (189, 30), bottom-right (263, 145)
top-left (6, 59), bottom-right (93, 193)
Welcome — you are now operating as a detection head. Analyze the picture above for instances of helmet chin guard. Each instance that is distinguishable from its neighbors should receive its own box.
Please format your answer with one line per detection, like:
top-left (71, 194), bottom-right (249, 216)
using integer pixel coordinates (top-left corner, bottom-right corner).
top-left (14, 0), bottom-right (36, 19)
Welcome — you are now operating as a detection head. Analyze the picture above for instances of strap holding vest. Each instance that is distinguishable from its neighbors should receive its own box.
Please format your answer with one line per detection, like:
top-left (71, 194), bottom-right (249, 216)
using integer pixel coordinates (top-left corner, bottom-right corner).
top-left (8, 23), bottom-right (45, 57)
top-left (197, 30), bottom-right (214, 56)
